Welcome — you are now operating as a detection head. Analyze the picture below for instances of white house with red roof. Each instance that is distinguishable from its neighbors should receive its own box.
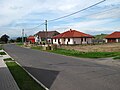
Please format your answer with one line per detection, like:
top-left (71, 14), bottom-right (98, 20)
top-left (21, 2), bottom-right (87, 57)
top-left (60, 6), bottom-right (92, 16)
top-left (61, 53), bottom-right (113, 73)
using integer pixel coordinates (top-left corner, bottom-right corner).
top-left (105, 31), bottom-right (120, 43)
top-left (52, 29), bottom-right (94, 45)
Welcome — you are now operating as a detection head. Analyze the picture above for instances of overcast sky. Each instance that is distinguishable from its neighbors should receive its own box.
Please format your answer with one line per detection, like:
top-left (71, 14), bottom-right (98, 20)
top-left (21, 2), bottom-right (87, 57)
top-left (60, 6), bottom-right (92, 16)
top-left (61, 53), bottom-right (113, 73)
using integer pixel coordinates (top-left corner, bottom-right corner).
top-left (0, 0), bottom-right (120, 38)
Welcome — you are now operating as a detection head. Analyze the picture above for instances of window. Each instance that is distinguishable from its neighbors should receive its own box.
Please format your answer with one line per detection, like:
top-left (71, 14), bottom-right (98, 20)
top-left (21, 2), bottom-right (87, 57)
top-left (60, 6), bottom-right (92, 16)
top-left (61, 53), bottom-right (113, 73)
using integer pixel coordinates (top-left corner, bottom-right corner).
top-left (84, 38), bottom-right (86, 42)
top-left (68, 38), bottom-right (70, 42)
top-left (55, 39), bottom-right (56, 42)
top-left (81, 38), bottom-right (83, 42)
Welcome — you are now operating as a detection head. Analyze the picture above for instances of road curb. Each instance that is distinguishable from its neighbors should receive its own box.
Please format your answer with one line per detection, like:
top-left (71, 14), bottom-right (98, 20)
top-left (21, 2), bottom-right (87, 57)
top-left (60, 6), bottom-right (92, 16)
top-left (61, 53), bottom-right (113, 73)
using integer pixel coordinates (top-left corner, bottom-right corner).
top-left (3, 49), bottom-right (49, 90)
top-left (15, 61), bottom-right (49, 90)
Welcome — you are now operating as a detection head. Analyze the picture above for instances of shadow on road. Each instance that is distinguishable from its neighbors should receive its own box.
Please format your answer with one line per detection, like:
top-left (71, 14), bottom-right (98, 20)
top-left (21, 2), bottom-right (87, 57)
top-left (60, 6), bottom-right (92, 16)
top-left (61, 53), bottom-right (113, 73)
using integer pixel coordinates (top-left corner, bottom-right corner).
top-left (24, 67), bottom-right (60, 89)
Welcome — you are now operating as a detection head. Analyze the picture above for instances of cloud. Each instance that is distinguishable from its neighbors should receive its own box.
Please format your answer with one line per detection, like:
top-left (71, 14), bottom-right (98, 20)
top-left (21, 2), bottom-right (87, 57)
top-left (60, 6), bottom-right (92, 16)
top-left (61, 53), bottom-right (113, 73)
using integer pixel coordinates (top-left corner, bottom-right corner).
top-left (88, 7), bottom-right (120, 19)
top-left (0, 0), bottom-right (119, 37)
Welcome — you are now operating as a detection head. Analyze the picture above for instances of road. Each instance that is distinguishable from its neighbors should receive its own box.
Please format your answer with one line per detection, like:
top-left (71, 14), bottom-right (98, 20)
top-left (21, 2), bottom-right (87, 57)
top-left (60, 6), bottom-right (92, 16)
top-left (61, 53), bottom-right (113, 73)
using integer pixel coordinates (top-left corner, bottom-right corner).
top-left (4, 44), bottom-right (120, 90)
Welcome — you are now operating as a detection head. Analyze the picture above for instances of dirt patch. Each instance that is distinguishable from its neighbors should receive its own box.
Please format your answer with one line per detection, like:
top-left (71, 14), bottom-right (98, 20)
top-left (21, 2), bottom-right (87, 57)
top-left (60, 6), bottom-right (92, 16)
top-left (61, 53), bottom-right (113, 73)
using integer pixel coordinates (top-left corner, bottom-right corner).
top-left (60, 43), bottom-right (120, 52)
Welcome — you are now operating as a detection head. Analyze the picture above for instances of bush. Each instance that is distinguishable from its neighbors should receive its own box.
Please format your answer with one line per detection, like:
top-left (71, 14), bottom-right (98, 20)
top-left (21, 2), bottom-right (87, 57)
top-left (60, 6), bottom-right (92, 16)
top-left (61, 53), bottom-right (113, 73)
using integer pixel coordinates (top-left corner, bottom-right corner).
top-left (0, 52), bottom-right (6, 55)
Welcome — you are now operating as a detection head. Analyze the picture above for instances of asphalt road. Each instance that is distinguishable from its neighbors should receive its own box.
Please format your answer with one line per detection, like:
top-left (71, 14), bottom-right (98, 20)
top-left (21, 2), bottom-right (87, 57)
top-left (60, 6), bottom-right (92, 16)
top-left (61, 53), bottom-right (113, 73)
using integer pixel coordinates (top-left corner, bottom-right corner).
top-left (4, 44), bottom-right (120, 90)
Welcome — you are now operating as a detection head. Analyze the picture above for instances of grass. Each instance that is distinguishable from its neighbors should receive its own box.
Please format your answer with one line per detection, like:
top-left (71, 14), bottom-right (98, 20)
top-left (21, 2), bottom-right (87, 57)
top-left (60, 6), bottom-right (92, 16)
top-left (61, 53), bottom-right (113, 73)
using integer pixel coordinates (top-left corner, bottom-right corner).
top-left (0, 44), bottom-right (3, 50)
top-left (0, 52), bottom-right (6, 55)
top-left (6, 62), bottom-right (45, 90)
top-left (17, 43), bottom-right (23, 46)
top-left (31, 46), bottom-right (43, 50)
top-left (31, 46), bottom-right (120, 58)
top-left (4, 58), bottom-right (13, 61)
top-left (49, 48), bottom-right (120, 58)
top-left (113, 56), bottom-right (120, 60)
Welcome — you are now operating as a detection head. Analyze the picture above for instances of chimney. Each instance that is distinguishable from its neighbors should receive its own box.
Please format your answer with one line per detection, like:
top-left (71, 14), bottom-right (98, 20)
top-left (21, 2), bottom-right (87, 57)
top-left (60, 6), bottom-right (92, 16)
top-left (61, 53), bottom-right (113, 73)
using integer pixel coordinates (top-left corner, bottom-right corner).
top-left (70, 29), bottom-right (72, 31)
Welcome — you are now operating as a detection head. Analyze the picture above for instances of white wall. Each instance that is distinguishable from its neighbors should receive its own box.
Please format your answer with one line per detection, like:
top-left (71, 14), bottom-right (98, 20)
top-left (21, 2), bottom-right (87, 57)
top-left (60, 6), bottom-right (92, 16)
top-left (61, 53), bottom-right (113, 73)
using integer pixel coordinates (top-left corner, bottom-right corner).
top-left (86, 38), bottom-right (92, 44)
top-left (53, 38), bottom-right (93, 45)
top-left (73, 38), bottom-right (81, 44)
top-left (105, 39), bottom-right (108, 43)
top-left (53, 39), bottom-right (59, 44)
top-left (47, 38), bottom-right (52, 43)
top-left (73, 38), bottom-right (92, 44)
top-left (116, 39), bottom-right (119, 43)
top-left (65, 38), bottom-right (74, 44)
top-left (35, 36), bottom-right (41, 43)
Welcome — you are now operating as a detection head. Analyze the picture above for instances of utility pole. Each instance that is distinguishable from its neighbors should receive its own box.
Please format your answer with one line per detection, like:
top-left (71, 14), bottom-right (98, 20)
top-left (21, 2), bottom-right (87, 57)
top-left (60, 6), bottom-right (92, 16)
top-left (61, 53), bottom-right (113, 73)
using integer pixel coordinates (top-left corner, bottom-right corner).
top-left (22, 29), bottom-right (24, 44)
top-left (25, 34), bottom-right (27, 42)
top-left (45, 20), bottom-right (48, 44)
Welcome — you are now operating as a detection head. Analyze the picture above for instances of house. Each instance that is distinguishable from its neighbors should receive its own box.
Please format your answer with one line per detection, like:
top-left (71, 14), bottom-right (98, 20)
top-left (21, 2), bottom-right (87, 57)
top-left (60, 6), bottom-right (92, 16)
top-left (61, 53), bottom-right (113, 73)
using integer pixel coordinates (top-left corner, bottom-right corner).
top-left (27, 36), bottom-right (35, 43)
top-left (34, 31), bottom-right (60, 43)
top-left (53, 29), bottom-right (94, 45)
top-left (105, 31), bottom-right (120, 43)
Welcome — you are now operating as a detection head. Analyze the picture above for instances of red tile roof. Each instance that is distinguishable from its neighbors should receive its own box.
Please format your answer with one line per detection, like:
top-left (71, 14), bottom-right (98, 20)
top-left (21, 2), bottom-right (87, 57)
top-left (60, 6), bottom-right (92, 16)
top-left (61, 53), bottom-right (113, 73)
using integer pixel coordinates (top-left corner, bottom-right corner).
top-left (27, 36), bottom-right (35, 40)
top-left (53, 29), bottom-right (94, 38)
top-left (105, 31), bottom-right (120, 39)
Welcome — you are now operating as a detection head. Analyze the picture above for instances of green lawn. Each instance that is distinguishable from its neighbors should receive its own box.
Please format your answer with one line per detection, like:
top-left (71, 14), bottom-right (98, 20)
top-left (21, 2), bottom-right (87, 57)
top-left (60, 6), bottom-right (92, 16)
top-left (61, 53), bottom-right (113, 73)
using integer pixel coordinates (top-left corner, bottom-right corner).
top-left (49, 48), bottom-right (120, 58)
top-left (113, 56), bottom-right (120, 60)
top-left (30, 46), bottom-right (120, 58)
top-left (17, 43), bottom-right (23, 46)
top-left (31, 46), bottom-right (43, 50)
top-left (6, 62), bottom-right (45, 90)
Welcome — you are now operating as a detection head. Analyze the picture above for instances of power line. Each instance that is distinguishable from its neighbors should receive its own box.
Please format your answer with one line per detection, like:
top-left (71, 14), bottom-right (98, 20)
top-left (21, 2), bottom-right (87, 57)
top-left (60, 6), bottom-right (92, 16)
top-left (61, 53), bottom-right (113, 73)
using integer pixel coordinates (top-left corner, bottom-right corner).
top-left (74, 5), bottom-right (120, 20)
top-left (20, 0), bottom-right (106, 30)
top-left (25, 23), bottom-right (45, 30)
top-left (48, 0), bottom-right (106, 22)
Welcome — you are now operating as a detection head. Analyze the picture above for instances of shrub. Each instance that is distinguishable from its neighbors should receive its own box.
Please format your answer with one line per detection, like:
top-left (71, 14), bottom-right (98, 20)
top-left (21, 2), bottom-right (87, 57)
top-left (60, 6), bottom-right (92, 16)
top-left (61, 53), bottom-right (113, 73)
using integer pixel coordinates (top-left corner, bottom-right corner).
top-left (0, 52), bottom-right (6, 55)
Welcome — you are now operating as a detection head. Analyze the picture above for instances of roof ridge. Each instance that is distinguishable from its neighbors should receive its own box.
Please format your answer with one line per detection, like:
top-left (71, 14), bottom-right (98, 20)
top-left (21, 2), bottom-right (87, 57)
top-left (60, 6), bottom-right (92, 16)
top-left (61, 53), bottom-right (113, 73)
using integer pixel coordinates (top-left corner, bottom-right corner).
top-left (53, 29), bottom-right (93, 38)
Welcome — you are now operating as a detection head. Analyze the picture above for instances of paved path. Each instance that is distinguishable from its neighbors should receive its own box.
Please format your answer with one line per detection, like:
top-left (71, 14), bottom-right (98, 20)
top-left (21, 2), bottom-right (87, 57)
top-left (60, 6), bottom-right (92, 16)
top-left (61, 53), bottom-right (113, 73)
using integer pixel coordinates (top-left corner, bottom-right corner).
top-left (0, 57), bottom-right (20, 90)
top-left (4, 44), bottom-right (120, 90)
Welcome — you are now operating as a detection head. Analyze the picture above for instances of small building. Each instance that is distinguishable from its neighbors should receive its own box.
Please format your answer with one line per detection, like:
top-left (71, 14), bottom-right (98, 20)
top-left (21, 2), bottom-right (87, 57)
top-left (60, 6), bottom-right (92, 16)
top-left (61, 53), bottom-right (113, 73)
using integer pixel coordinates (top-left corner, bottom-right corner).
top-left (27, 36), bottom-right (35, 43)
top-left (53, 29), bottom-right (94, 45)
top-left (105, 31), bottom-right (120, 43)
top-left (34, 31), bottom-right (60, 43)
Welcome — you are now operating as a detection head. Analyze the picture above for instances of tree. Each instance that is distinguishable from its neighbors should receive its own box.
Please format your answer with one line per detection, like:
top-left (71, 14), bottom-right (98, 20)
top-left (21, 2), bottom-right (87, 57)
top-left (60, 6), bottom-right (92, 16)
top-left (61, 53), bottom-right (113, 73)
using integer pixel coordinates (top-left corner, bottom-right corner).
top-left (16, 37), bottom-right (26, 42)
top-left (1, 34), bottom-right (9, 43)
top-left (16, 37), bottom-right (22, 42)
top-left (9, 39), bottom-right (15, 43)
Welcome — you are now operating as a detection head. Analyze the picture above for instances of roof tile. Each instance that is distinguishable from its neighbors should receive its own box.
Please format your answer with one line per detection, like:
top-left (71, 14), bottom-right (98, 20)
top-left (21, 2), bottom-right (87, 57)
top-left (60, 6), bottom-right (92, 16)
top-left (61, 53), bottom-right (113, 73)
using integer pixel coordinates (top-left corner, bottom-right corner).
top-left (53, 29), bottom-right (94, 38)
top-left (105, 31), bottom-right (120, 38)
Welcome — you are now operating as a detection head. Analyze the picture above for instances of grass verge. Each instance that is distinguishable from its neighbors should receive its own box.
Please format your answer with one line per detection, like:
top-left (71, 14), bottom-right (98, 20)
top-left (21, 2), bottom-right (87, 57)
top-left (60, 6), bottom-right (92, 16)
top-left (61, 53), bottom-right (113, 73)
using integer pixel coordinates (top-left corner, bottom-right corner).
top-left (17, 43), bottom-right (23, 46)
top-left (31, 46), bottom-right (43, 50)
top-left (0, 44), bottom-right (3, 50)
top-left (6, 62), bottom-right (45, 90)
top-left (49, 48), bottom-right (120, 58)
top-left (4, 58), bottom-right (13, 61)
top-left (31, 46), bottom-right (120, 58)
top-left (113, 56), bottom-right (120, 60)
top-left (0, 52), bottom-right (6, 55)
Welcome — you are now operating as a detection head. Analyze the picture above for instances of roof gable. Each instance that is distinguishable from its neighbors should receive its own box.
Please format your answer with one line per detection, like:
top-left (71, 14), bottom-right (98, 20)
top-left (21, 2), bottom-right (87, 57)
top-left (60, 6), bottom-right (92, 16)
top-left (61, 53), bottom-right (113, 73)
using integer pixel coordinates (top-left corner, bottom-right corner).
top-left (105, 31), bottom-right (120, 38)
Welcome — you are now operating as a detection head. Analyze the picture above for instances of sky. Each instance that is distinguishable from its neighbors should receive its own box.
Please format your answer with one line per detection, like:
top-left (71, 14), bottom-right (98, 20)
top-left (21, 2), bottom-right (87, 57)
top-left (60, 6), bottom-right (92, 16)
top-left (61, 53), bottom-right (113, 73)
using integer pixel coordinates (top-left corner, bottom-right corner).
top-left (0, 0), bottom-right (120, 38)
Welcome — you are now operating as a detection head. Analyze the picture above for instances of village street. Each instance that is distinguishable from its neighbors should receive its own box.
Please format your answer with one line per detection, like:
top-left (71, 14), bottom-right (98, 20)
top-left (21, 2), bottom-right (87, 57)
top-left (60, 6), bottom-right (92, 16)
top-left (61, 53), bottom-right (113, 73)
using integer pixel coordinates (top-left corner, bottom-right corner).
top-left (3, 44), bottom-right (120, 90)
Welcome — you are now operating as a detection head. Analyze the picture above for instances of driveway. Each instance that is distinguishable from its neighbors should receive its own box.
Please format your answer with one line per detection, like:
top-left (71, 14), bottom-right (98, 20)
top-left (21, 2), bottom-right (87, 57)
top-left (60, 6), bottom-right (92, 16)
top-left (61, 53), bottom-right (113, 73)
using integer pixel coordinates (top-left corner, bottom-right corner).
top-left (4, 44), bottom-right (120, 90)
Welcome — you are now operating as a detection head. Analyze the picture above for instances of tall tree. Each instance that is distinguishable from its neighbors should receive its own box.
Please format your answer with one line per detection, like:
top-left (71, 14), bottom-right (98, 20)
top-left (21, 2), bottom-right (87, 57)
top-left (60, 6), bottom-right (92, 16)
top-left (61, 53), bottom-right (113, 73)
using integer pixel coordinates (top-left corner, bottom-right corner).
top-left (16, 37), bottom-right (26, 42)
top-left (1, 34), bottom-right (9, 43)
